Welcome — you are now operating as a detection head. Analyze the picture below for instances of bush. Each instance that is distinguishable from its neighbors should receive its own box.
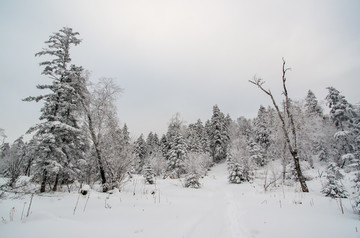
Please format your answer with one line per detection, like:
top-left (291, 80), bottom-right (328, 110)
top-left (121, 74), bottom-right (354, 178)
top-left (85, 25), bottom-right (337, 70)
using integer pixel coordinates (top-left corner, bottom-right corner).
top-left (228, 158), bottom-right (254, 184)
top-left (184, 173), bottom-right (200, 188)
top-left (183, 152), bottom-right (212, 177)
top-left (143, 163), bottom-right (155, 184)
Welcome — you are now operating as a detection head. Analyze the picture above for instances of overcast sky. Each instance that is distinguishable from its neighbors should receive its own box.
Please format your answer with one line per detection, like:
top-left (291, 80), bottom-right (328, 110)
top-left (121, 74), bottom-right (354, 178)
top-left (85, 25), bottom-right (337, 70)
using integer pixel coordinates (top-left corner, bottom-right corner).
top-left (1, 0), bottom-right (360, 143)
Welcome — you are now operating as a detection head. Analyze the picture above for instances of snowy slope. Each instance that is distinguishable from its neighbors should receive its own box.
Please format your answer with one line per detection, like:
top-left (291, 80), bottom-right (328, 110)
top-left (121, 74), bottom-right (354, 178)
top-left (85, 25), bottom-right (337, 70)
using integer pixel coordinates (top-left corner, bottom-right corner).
top-left (0, 163), bottom-right (358, 238)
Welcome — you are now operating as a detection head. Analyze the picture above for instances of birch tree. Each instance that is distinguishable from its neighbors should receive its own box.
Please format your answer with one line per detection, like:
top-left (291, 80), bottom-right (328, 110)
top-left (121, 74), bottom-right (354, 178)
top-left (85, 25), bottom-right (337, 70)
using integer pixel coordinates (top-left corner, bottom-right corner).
top-left (249, 59), bottom-right (309, 192)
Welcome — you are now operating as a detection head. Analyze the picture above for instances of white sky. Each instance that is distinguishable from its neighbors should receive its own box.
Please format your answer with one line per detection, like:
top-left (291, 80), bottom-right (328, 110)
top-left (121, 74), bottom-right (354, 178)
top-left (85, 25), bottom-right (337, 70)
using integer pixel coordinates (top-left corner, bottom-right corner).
top-left (1, 0), bottom-right (360, 143)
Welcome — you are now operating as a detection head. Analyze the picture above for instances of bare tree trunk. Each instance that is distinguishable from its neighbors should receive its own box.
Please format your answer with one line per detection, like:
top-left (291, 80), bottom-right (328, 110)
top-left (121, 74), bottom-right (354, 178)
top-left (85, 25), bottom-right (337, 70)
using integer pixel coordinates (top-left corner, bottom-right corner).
top-left (52, 173), bottom-right (59, 191)
top-left (40, 169), bottom-right (47, 193)
top-left (87, 114), bottom-right (107, 191)
top-left (282, 141), bottom-right (287, 182)
top-left (292, 151), bottom-right (308, 192)
top-left (25, 159), bottom-right (32, 176)
top-left (249, 58), bottom-right (309, 192)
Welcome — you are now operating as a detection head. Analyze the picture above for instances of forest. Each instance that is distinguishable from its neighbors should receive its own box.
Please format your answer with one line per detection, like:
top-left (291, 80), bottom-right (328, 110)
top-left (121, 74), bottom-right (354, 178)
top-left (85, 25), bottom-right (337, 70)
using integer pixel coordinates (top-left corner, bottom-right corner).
top-left (1, 27), bottom-right (359, 218)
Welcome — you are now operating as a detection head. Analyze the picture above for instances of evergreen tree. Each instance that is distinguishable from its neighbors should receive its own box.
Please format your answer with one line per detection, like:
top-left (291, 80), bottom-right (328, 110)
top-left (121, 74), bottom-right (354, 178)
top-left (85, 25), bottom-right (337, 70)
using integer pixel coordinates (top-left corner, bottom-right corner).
top-left (305, 90), bottom-right (323, 117)
top-left (146, 132), bottom-right (160, 156)
top-left (253, 105), bottom-right (271, 154)
top-left (326, 87), bottom-right (356, 130)
top-left (184, 173), bottom-right (201, 188)
top-left (167, 130), bottom-right (187, 178)
top-left (326, 87), bottom-right (359, 167)
top-left (228, 159), bottom-right (253, 184)
top-left (208, 105), bottom-right (230, 163)
top-left (160, 134), bottom-right (169, 159)
top-left (321, 163), bottom-right (348, 198)
top-left (166, 114), bottom-right (187, 178)
top-left (187, 121), bottom-right (204, 153)
top-left (134, 134), bottom-right (147, 173)
top-left (247, 139), bottom-right (266, 167)
top-left (121, 124), bottom-right (130, 146)
top-left (143, 163), bottom-right (155, 184)
top-left (23, 27), bottom-right (88, 192)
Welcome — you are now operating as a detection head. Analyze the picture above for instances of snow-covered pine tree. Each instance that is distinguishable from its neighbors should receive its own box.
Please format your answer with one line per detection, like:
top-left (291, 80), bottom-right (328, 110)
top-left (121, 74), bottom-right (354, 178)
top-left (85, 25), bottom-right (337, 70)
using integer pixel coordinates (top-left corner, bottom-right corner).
top-left (326, 87), bottom-right (359, 168)
top-left (228, 162), bottom-right (243, 184)
top-left (146, 132), bottom-right (155, 154)
top-left (23, 27), bottom-right (88, 192)
top-left (184, 173), bottom-right (201, 188)
top-left (121, 124), bottom-right (130, 146)
top-left (321, 163), bottom-right (348, 198)
top-left (305, 90), bottom-right (323, 117)
top-left (134, 134), bottom-right (147, 174)
top-left (228, 159), bottom-right (253, 184)
top-left (253, 106), bottom-right (271, 153)
top-left (166, 114), bottom-right (187, 178)
top-left (187, 121), bottom-right (204, 153)
top-left (146, 132), bottom-right (160, 156)
top-left (208, 105), bottom-right (230, 163)
top-left (143, 163), bottom-right (155, 184)
top-left (160, 134), bottom-right (169, 159)
top-left (247, 139), bottom-right (266, 167)
top-left (167, 131), bottom-right (187, 178)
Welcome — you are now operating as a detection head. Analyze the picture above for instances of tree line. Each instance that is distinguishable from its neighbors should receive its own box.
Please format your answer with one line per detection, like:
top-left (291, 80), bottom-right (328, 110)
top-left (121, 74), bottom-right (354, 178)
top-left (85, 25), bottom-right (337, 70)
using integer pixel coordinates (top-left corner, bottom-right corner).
top-left (0, 27), bottom-right (359, 211)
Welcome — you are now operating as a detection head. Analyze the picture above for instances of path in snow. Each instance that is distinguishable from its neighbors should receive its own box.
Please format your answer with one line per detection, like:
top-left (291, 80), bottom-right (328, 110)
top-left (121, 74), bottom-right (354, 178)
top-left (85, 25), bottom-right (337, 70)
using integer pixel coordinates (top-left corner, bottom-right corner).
top-left (184, 162), bottom-right (251, 238)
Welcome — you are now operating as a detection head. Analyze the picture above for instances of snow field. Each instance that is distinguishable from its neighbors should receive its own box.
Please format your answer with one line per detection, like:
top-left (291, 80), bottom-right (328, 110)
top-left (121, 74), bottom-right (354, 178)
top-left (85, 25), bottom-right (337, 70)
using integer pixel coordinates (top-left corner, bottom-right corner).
top-left (0, 162), bottom-right (359, 238)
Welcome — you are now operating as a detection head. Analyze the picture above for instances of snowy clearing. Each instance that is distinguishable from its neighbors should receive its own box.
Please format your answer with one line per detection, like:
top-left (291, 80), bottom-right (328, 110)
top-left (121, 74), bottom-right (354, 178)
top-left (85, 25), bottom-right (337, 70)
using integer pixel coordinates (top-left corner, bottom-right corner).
top-left (0, 162), bottom-right (358, 238)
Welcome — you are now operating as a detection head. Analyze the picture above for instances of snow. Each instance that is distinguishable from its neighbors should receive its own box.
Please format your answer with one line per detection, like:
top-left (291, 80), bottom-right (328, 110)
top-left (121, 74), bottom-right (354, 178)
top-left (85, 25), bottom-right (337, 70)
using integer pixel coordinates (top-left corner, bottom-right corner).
top-left (1, 163), bottom-right (359, 238)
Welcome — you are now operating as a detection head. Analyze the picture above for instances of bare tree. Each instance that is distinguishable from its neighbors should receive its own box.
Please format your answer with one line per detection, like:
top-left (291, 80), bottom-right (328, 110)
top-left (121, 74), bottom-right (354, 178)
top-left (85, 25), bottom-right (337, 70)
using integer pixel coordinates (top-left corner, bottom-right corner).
top-left (82, 77), bottom-right (127, 192)
top-left (249, 58), bottom-right (309, 192)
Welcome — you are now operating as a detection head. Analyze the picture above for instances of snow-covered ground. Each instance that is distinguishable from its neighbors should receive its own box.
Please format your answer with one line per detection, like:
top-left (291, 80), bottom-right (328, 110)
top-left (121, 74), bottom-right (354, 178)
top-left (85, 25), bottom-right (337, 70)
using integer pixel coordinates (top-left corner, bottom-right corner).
top-left (1, 163), bottom-right (358, 238)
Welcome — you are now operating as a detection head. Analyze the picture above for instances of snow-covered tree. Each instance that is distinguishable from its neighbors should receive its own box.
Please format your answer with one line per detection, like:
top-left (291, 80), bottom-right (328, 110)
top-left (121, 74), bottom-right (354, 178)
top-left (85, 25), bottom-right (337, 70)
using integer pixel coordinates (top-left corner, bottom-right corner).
top-left (148, 152), bottom-right (167, 176)
top-left (321, 163), bottom-right (348, 198)
top-left (0, 128), bottom-right (6, 146)
top-left (160, 134), bottom-right (170, 159)
top-left (184, 173), bottom-right (201, 188)
top-left (353, 172), bottom-right (360, 214)
top-left (1, 136), bottom-right (27, 187)
top-left (247, 139), bottom-right (266, 167)
top-left (183, 152), bottom-right (212, 177)
top-left (167, 131), bottom-right (187, 178)
top-left (23, 27), bottom-right (88, 192)
top-left (228, 128), bottom-right (254, 184)
top-left (146, 132), bottom-right (160, 156)
top-left (84, 78), bottom-right (128, 191)
top-left (187, 119), bottom-right (209, 154)
top-left (134, 134), bottom-right (147, 174)
top-left (207, 105), bottom-right (230, 163)
top-left (250, 59), bottom-right (309, 192)
top-left (143, 163), bottom-right (155, 184)
top-left (121, 124), bottom-right (131, 146)
top-left (326, 87), bottom-right (359, 168)
top-left (228, 159), bottom-right (253, 184)
top-left (253, 106), bottom-right (271, 152)
top-left (166, 114), bottom-right (187, 178)
top-left (305, 90), bottom-right (323, 117)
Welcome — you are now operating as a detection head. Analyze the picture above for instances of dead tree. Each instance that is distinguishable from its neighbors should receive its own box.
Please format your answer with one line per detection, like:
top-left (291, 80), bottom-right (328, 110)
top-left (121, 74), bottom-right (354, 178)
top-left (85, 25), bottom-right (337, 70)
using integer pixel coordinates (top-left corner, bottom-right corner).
top-left (249, 58), bottom-right (309, 192)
